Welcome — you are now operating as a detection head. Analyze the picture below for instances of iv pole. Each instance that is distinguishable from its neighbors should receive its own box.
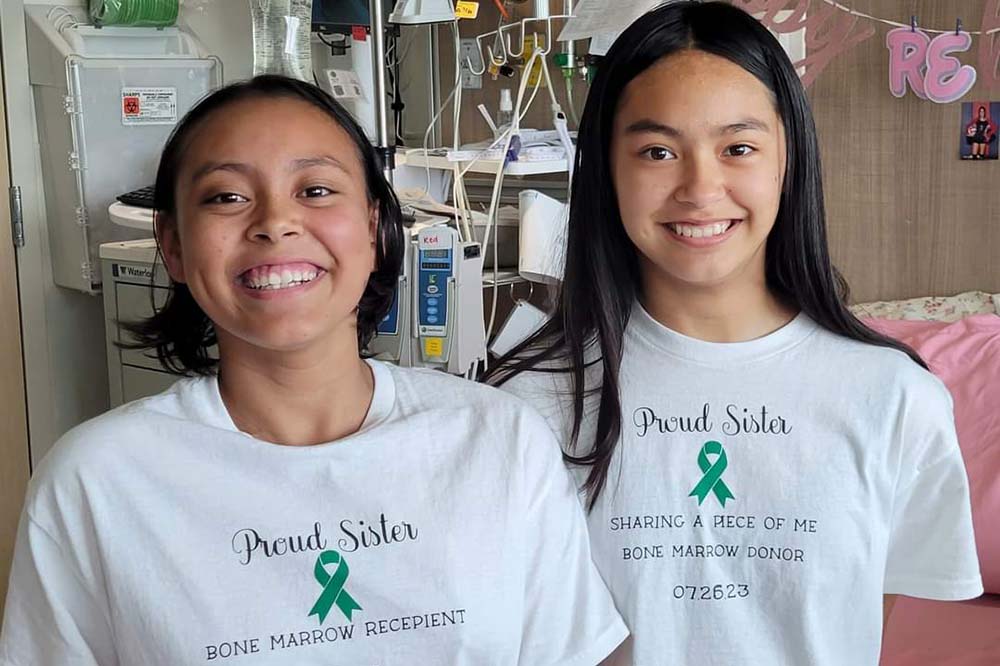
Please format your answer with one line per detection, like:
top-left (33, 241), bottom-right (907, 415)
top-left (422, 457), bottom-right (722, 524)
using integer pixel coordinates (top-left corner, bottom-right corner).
top-left (369, 0), bottom-right (394, 182)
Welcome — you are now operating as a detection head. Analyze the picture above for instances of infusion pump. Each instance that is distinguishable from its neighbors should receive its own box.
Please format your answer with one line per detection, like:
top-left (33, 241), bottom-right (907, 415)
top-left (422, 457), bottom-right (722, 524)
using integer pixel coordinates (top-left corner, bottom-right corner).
top-left (369, 225), bottom-right (486, 375)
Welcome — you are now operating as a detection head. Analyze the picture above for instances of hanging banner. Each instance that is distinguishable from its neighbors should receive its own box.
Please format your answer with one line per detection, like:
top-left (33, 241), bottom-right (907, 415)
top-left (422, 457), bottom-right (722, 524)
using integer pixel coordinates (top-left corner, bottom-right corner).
top-left (982, 0), bottom-right (1000, 88)
top-left (887, 27), bottom-right (977, 103)
top-left (560, 0), bottom-right (1000, 91)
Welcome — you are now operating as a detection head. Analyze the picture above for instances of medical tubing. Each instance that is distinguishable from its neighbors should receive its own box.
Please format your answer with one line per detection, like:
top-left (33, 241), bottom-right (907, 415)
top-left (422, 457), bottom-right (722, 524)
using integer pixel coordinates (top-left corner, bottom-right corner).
top-left (482, 49), bottom-right (545, 348)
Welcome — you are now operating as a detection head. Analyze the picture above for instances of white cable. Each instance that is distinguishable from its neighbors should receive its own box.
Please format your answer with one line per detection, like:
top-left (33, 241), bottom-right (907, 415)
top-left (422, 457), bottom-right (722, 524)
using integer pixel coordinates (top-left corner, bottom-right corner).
top-left (47, 6), bottom-right (79, 32)
top-left (816, 0), bottom-right (1000, 35)
top-left (455, 60), bottom-right (547, 180)
top-left (451, 22), bottom-right (462, 152)
top-left (421, 82), bottom-right (458, 196)
top-left (481, 49), bottom-right (548, 350)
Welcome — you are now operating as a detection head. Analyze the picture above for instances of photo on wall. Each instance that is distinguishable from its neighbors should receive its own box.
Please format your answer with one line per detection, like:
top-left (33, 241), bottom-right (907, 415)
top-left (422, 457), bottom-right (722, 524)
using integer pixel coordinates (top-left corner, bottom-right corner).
top-left (961, 101), bottom-right (999, 160)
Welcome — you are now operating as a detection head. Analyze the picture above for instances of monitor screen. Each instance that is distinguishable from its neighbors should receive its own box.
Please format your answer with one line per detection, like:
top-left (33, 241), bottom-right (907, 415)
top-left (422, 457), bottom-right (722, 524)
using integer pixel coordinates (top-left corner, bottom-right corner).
top-left (312, 0), bottom-right (396, 31)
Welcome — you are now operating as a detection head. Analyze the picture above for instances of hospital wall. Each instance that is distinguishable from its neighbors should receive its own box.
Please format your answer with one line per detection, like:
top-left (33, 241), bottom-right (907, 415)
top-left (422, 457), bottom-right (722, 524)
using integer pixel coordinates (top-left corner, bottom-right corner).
top-left (809, 0), bottom-right (999, 302)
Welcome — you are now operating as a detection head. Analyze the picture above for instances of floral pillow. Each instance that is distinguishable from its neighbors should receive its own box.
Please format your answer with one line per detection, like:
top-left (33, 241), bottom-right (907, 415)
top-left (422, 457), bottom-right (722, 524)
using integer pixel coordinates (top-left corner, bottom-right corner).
top-left (850, 291), bottom-right (996, 322)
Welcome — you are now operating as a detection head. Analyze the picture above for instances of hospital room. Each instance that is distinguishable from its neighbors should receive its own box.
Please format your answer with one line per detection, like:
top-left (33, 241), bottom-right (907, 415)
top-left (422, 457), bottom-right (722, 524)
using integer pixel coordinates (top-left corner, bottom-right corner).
top-left (0, 0), bottom-right (997, 663)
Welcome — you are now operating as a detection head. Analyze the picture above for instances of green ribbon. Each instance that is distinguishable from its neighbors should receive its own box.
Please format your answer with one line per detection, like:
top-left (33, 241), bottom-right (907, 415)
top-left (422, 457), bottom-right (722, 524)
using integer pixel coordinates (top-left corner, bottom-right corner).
top-left (689, 440), bottom-right (735, 507)
top-left (308, 550), bottom-right (362, 624)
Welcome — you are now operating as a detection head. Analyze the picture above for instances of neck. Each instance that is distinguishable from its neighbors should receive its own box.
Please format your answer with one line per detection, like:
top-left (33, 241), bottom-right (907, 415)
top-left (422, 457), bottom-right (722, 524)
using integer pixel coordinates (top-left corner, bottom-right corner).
top-left (216, 330), bottom-right (374, 447)
top-left (640, 267), bottom-right (797, 343)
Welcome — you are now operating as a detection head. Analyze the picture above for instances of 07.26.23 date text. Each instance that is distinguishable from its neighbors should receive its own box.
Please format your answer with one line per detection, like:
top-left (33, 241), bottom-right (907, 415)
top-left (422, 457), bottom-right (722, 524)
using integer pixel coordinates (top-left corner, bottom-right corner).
top-left (673, 584), bottom-right (750, 601)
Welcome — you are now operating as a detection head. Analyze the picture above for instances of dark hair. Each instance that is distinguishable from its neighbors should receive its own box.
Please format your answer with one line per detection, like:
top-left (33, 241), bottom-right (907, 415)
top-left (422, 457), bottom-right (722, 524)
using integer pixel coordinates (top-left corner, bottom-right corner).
top-left (124, 75), bottom-right (404, 375)
top-left (485, 1), bottom-right (926, 509)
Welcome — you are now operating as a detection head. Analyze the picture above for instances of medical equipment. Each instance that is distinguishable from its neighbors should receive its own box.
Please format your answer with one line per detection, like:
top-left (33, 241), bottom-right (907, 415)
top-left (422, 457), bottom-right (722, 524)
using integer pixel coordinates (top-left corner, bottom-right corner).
top-left (99, 239), bottom-right (189, 406)
top-left (370, 235), bottom-right (415, 366)
top-left (414, 225), bottom-right (485, 372)
top-left (318, 32), bottom-right (378, 140)
top-left (395, 5), bottom-right (582, 376)
top-left (388, 0), bottom-right (456, 25)
top-left (369, 222), bottom-right (487, 376)
top-left (25, 4), bottom-right (221, 293)
top-left (312, 0), bottom-right (395, 31)
top-left (249, 0), bottom-right (313, 81)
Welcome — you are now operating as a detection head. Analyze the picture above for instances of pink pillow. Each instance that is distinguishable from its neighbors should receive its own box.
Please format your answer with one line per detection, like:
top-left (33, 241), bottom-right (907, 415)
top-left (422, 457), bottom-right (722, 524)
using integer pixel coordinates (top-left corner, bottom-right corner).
top-left (866, 314), bottom-right (1000, 593)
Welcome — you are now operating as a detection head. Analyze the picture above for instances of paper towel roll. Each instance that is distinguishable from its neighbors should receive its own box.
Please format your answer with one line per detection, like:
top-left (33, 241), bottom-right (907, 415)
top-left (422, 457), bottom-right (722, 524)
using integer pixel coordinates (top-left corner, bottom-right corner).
top-left (518, 189), bottom-right (568, 284)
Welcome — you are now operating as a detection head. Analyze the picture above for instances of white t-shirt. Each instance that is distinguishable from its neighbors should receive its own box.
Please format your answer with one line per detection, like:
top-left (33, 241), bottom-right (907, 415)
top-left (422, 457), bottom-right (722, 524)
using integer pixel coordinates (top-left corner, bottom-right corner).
top-left (1, 360), bottom-right (627, 666)
top-left (501, 305), bottom-right (983, 666)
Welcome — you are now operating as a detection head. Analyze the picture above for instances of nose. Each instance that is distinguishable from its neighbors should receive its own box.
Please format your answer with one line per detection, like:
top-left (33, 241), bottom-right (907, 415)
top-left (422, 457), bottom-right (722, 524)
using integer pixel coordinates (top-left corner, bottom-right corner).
top-left (673, 153), bottom-right (727, 208)
top-left (246, 193), bottom-right (303, 243)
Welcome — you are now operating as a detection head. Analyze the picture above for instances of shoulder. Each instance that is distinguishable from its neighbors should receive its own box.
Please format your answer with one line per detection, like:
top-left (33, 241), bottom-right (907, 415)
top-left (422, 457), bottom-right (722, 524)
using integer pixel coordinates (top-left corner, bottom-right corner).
top-left (386, 363), bottom-right (566, 463)
top-left (24, 377), bottom-right (210, 517)
top-left (806, 329), bottom-right (955, 438)
top-left (810, 327), bottom-right (947, 394)
top-left (387, 363), bottom-right (556, 431)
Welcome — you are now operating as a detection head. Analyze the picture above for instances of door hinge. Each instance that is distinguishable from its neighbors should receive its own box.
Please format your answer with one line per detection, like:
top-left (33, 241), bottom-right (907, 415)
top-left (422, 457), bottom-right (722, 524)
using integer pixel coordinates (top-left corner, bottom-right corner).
top-left (9, 186), bottom-right (24, 248)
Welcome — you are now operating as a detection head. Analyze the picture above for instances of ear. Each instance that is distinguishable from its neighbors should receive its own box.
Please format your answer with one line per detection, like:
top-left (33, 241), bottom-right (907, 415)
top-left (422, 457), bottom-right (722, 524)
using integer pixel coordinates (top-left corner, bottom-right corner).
top-left (156, 214), bottom-right (187, 284)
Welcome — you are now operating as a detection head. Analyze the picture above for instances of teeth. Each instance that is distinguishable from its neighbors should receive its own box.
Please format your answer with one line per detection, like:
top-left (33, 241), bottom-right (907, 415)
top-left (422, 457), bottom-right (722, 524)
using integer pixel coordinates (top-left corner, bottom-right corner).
top-left (669, 221), bottom-right (733, 239)
top-left (242, 267), bottom-right (320, 291)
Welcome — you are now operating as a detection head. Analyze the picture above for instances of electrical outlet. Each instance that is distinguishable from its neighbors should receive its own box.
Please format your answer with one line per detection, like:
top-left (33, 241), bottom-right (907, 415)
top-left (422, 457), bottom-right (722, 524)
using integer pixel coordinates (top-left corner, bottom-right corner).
top-left (459, 38), bottom-right (483, 90)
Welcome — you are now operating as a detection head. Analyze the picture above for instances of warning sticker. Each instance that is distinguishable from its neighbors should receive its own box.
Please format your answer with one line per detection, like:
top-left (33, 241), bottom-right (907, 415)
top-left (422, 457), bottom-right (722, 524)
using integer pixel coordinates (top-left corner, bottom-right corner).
top-left (324, 70), bottom-right (365, 100)
top-left (455, 1), bottom-right (479, 19)
top-left (121, 88), bottom-right (177, 125)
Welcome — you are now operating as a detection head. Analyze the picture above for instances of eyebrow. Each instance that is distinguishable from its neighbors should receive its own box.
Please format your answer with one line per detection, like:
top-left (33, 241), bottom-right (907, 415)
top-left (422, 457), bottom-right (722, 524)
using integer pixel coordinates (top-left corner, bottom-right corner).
top-left (623, 118), bottom-right (771, 137)
top-left (290, 155), bottom-right (350, 173)
top-left (189, 155), bottom-right (350, 184)
top-left (190, 161), bottom-right (252, 183)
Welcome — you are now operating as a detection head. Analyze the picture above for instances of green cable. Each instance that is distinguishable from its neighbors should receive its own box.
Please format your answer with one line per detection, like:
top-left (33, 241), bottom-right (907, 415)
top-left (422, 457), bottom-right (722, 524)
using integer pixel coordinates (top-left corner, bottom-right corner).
top-left (90, 0), bottom-right (179, 27)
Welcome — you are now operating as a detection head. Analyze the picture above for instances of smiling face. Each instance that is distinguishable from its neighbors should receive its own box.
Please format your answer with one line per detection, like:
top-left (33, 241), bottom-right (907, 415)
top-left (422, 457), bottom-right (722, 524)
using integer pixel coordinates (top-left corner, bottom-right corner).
top-left (158, 95), bottom-right (378, 358)
top-left (610, 49), bottom-right (786, 295)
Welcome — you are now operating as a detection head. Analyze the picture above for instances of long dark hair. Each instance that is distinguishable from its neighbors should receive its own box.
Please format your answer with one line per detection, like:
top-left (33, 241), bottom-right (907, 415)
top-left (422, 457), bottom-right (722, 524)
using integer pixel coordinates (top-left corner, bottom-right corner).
top-left (125, 75), bottom-right (404, 375)
top-left (485, 1), bottom-right (926, 509)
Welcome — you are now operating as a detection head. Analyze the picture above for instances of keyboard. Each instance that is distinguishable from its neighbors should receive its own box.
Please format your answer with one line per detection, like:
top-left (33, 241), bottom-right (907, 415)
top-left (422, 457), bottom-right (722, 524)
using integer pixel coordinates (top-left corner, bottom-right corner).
top-left (116, 185), bottom-right (156, 209)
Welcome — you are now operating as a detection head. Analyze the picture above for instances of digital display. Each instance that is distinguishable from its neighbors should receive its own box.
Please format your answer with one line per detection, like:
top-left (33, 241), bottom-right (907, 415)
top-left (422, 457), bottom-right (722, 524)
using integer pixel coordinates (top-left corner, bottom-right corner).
top-left (312, 0), bottom-right (394, 30)
top-left (423, 250), bottom-right (449, 258)
top-left (421, 263), bottom-right (450, 270)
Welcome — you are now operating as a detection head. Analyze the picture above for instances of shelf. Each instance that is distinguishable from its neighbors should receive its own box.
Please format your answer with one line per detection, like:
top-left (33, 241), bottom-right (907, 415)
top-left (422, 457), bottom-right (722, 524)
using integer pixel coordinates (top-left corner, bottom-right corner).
top-left (482, 269), bottom-right (524, 287)
top-left (399, 148), bottom-right (568, 176)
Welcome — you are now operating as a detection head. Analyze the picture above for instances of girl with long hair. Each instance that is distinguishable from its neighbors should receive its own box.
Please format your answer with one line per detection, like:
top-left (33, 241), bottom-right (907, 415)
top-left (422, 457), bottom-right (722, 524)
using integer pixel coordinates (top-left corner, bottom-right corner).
top-left (489, 3), bottom-right (981, 663)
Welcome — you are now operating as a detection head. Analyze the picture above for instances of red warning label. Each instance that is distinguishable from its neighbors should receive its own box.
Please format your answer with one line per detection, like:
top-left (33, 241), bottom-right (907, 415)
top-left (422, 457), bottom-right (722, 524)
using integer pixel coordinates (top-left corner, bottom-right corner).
top-left (123, 95), bottom-right (141, 116)
top-left (120, 87), bottom-right (177, 125)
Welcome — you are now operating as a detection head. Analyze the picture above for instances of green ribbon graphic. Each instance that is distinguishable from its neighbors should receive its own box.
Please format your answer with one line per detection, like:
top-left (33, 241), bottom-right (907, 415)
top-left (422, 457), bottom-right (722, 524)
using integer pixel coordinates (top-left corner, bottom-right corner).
top-left (308, 550), bottom-right (362, 624)
top-left (689, 440), bottom-right (735, 507)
